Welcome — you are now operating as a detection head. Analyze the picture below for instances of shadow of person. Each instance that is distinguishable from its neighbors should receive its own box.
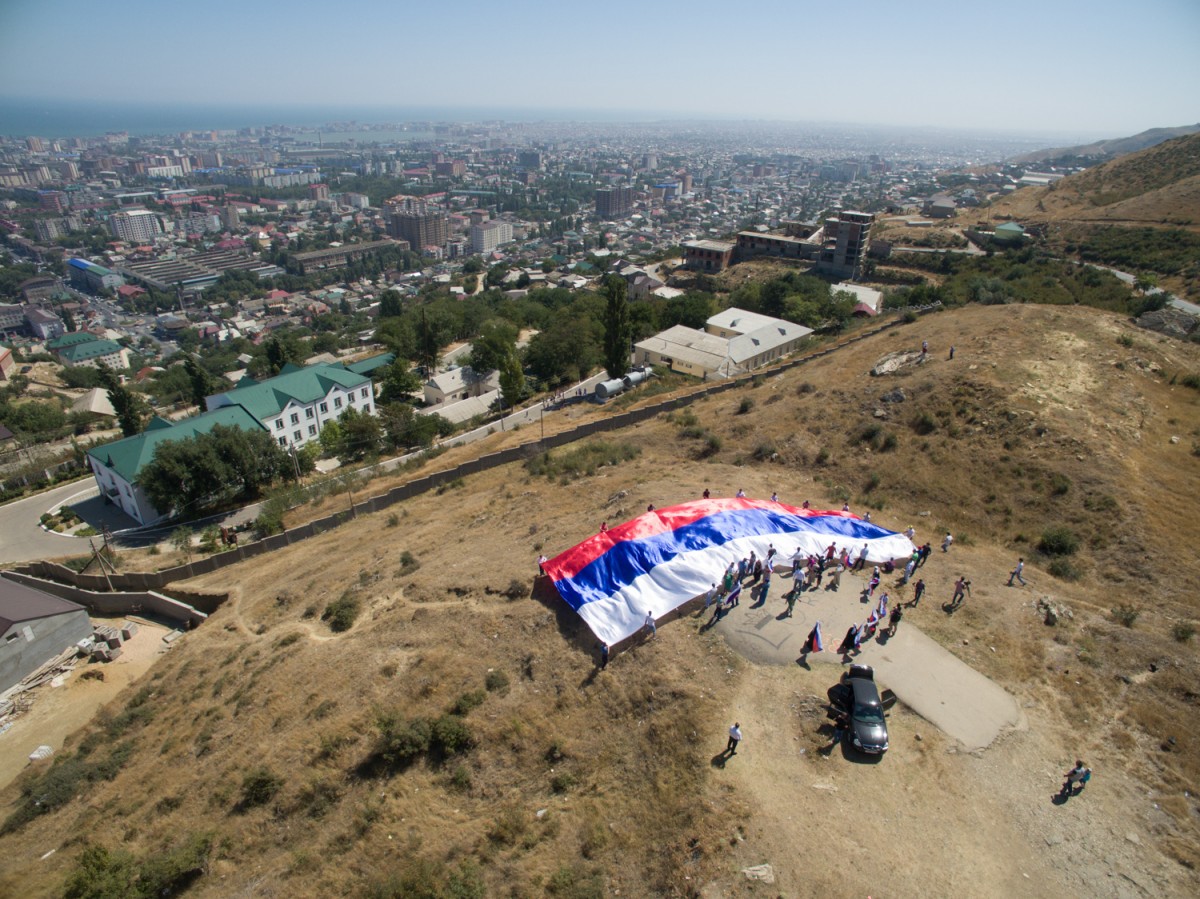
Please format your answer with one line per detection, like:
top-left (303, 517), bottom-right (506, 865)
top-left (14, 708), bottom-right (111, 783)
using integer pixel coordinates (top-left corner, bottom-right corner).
top-left (942, 602), bottom-right (957, 614)
top-left (860, 589), bottom-right (871, 604)
top-left (1051, 790), bottom-right (1070, 806)
top-left (795, 654), bottom-right (811, 669)
top-left (711, 752), bottom-right (730, 769)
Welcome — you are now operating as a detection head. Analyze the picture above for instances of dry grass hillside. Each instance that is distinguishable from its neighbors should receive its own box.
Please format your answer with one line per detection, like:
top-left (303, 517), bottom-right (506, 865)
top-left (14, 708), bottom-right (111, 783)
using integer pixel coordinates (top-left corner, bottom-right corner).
top-left (972, 133), bottom-right (1200, 229)
top-left (2, 304), bottom-right (1199, 898)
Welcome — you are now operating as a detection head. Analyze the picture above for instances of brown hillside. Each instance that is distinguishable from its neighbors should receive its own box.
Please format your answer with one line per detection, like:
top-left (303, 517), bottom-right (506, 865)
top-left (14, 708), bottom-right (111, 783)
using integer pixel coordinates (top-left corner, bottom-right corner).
top-left (2, 305), bottom-right (1199, 898)
top-left (972, 132), bottom-right (1200, 230)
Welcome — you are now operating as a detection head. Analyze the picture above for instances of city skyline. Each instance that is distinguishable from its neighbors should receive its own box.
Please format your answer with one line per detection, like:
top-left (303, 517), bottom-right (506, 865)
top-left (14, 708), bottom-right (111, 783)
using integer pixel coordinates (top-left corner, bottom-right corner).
top-left (1, 0), bottom-right (1198, 139)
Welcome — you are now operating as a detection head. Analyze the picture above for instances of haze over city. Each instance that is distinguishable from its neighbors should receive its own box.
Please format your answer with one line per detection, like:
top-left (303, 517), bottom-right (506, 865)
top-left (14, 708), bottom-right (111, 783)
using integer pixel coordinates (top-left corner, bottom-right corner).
top-left (2, 0), bottom-right (1199, 139)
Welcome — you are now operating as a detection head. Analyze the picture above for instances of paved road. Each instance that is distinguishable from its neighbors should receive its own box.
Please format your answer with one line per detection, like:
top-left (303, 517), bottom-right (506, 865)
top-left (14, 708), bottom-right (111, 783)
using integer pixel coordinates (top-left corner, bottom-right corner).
top-left (0, 479), bottom-right (101, 566)
top-left (704, 570), bottom-right (1023, 751)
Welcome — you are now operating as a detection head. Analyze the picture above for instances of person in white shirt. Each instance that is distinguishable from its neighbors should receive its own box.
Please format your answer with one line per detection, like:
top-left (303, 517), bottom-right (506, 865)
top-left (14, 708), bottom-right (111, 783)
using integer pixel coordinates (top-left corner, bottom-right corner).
top-left (726, 723), bottom-right (742, 755)
top-left (942, 532), bottom-right (954, 552)
top-left (1007, 558), bottom-right (1027, 587)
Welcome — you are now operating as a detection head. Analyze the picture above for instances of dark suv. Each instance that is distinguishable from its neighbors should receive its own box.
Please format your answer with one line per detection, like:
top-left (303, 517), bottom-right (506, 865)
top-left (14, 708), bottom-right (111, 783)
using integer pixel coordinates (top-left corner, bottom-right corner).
top-left (840, 664), bottom-right (889, 754)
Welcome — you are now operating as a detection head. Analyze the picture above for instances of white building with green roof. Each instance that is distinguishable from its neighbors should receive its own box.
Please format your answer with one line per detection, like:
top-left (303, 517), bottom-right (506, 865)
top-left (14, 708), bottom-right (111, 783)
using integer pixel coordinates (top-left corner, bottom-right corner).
top-left (205, 361), bottom-right (376, 449)
top-left (86, 406), bottom-right (268, 525)
top-left (53, 336), bottom-right (130, 369)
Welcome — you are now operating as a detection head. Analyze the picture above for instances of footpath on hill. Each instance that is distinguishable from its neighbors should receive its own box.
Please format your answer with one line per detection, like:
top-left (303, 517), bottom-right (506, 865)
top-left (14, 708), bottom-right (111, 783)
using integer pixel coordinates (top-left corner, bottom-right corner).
top-left (701, 566), bottom-right (1024, 750)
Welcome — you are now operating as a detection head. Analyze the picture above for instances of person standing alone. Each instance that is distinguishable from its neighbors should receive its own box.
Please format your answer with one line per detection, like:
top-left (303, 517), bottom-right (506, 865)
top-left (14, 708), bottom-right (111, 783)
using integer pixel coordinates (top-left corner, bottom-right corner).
top-left (726, 722), bottom-right (743, 755)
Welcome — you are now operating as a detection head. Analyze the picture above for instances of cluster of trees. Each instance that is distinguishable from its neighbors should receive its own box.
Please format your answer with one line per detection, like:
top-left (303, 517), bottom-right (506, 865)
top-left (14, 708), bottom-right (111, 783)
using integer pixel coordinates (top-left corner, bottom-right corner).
top-left (136, 424), bottom-right (309, 518)
top-left (726, 271), bottom-right (858, 330)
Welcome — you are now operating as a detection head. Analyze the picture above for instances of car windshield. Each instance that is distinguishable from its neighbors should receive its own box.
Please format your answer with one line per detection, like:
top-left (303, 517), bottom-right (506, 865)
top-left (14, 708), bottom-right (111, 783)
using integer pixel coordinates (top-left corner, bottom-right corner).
top-left (854, 702), bottom-right (884, 723)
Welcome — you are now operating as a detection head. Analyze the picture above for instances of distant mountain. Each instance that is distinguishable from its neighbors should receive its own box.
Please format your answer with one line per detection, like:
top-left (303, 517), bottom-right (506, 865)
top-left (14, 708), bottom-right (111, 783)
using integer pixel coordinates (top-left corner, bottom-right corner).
top-left (1010, 124), bottom-right (1200, 166)
top-left (980, 132), bottom-right (1200, 229)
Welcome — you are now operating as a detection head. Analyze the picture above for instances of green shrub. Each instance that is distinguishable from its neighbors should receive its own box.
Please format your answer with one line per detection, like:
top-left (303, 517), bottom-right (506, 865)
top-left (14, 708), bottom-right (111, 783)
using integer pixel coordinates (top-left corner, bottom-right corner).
top-left (321, 593), bottom-right (361, 632)
top-left (752, 441), bottom-right (777, 461)
top-left (1049, 473), bottom-right (1071, 496)
top-left (1039, 526), bottom-right (1080, 556)
top-left (431, 715), bottom-right (474, 756)
top-left (364, 857), bottom-right (485, 899)
top-left (1179, 373), bottom-right (1200, 391)
top-left (485, 670), bottom-right (509, 692)
top-left (737, 398), bottom-right (754, 415)
top-left (911, 411), bottom-right (938, 435)
top-left (398, 551), bottom-right (420, 575)
top-left (1111, 604), bottom-right (1140, 628)
top-left (1172, 622), bottom-right (1195, 643)
top-left (864, 472), bottom-right (881, 493)
top-left (239, 767), bottom-right (283, 809)
top-left (450, 690), bottom-right (486, 716)
top-left (62, 834), bottom-right (213, 899)
top-left (376, 714), bottom-right (432, 767)
top-left (450, 765), bottom-right (473, 791)
top-left (1047, 558), bottom-right (1081, 581)
top-left (698, 433), bottom-right (722, 458)
top-left (550, 772), bottom-right (576, 793)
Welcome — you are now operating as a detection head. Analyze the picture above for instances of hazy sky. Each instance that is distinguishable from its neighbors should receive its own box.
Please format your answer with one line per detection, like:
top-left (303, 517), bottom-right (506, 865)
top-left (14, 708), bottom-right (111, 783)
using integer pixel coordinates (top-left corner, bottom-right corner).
top-left (1, 0), bottom-right (1197, 138)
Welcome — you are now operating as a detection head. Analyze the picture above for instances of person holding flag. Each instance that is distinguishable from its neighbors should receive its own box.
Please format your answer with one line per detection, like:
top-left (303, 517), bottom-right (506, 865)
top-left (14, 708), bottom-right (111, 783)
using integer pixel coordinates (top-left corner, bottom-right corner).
top-left (799, 621), bottom-right (824, 665)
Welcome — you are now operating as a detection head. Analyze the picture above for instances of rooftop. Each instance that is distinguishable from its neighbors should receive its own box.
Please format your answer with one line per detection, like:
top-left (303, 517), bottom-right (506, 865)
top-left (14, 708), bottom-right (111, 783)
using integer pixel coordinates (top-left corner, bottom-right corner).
top-left (207, 362), bottom-right (370, 421)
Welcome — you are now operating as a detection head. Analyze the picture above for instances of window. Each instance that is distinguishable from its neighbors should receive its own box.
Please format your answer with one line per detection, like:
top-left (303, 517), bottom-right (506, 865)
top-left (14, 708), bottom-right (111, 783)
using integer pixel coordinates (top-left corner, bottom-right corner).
top-left (361, 387), bottom-right (369, 399)
top-left (275, 418), bottom-right (284, 429)
top-left (308, 425), bottom-right (317, 436)
top-left (319, 402), bottom-right (328, 413)
top-left (278, 437), bottom-right (286, 446)
top-left (293, 431), bottom-right (302, 442)
top-left (290, 413), bottom-right (300, 425)
top-left (305, 408), bottom-right (314, 419)
top-left (334, 397), bottom-right (342, 409)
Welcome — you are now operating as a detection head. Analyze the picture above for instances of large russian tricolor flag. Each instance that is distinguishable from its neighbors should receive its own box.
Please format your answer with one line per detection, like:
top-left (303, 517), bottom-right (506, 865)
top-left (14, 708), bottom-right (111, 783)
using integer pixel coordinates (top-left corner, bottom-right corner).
top-left (542, 498), bottom-right (915, 645)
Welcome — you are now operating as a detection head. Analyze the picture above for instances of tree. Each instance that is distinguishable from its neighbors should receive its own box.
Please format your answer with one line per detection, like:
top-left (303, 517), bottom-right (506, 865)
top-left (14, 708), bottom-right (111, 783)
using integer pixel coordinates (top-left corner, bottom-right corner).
top-left (336, 406), bottom-right (382, 461)
top-left (378, 362), bottom-right (422, 404)
top-left (97, 364), bottom-right (146, 437)
top-left (499, 348), bottom-right (526, 409)
top-left (378, 289), bottom-right (404, 318)
top-left (466, 319), bottom-right (518, 375)
top-left (601, 275), bottom-right (631, 379)
top-left (318, 420), bottom-right (343, 456)
top-left (171, 526), bottom-right (193, 562)
top-left (415, 310), bottom-right (441, 376)
top-left (183, 356), bottom-right (219, 408)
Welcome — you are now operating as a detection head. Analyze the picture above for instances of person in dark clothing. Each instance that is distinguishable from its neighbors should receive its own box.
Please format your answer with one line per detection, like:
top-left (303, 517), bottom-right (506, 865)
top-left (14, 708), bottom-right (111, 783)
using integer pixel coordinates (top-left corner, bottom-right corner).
top-left (908, 578), bottom-right (925, 608)
top-left (599, 642), bottom-right (609, 669)
top-left (837, 624), bottom-right (858, 656)
top-left (887, 605), bottom-right (903, 636)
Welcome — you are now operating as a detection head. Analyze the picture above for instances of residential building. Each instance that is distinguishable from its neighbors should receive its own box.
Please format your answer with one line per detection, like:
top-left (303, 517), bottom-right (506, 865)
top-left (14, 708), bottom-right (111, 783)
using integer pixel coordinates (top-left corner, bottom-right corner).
top-left (0, 304), bottom-right (25, 334)
top-left (469, 220), bottom-right (514, 255)
top-left (53, 335), bottom-right (130, 370)
top-left (595, 186), bottom-right (633, 219)
top-left (205, 362), bottom-right (377, 449)
top-left (25, 306), bottom-right (65, 340)
top-left (0, 343), bottom-right (14, 381)
top-left (385, 195), bottom-right (448, 252)
top-left (423, 366), bottom-right (500, 406)
top-left (0, 575), bottom-right (93, 693)
top-left (308, 183), bottom-right (330, 202)
top-left (108, 208), bottom-right (163, 242)
top-left (817, 210), bottom-right (874, 280)
top-left (734, 229), bottom-right (822, 263)
top-left (86, 406), bottom-right (269, 525)
top-left (683, 239), bottom-right (735, 272)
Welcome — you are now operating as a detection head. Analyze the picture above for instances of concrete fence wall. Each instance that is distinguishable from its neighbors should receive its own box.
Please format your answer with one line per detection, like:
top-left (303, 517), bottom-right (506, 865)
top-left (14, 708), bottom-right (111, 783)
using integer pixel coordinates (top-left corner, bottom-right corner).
top-left (26, 314), bottom-right (929, 594)
top-left (1, 570), bottom-right (210, 627)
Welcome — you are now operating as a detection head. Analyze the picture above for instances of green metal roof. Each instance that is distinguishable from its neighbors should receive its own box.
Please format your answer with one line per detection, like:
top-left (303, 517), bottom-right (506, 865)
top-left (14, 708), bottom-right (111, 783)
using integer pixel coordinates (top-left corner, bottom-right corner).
top-left (87, 405), bottom-right (266, 483)
top-left (47, 331), bottom-right (100, 351)
top-left (344, 352), bottom-right (396, 376)
top-left (57, 339), bottom-right (124, 364)
top-left (208, 362), bottom-right (370, 421)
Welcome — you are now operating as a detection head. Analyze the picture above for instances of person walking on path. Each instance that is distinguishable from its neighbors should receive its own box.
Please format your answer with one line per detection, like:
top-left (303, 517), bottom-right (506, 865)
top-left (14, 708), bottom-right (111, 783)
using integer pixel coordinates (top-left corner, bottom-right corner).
top-left (1008, 558), bottom-right (1027, 587)
top-left (799, 622), bottom-right (823, 664)
top-left (829, 562), bottom-right (844, 591)
top-left (726, 581), bottom-right (743, 608)
top-left (887, 605), bottom-right (903, 637)
top-left (1059, 761), bottom-right (1091, 798)
top-left (941, 532), bottom-right (954, 553)
top-left (726, 723), bottom-right (743, 755)
top-left (703, 582), bottom-right (719, 612)
top-left (951, 576), bottom-right (971, 608)
top-left (644, 611), bottom-right (657, 638)
top-left (784, 586), bottom-right (797, 617)
top-left (909, 578), bottom-right (925, 608)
